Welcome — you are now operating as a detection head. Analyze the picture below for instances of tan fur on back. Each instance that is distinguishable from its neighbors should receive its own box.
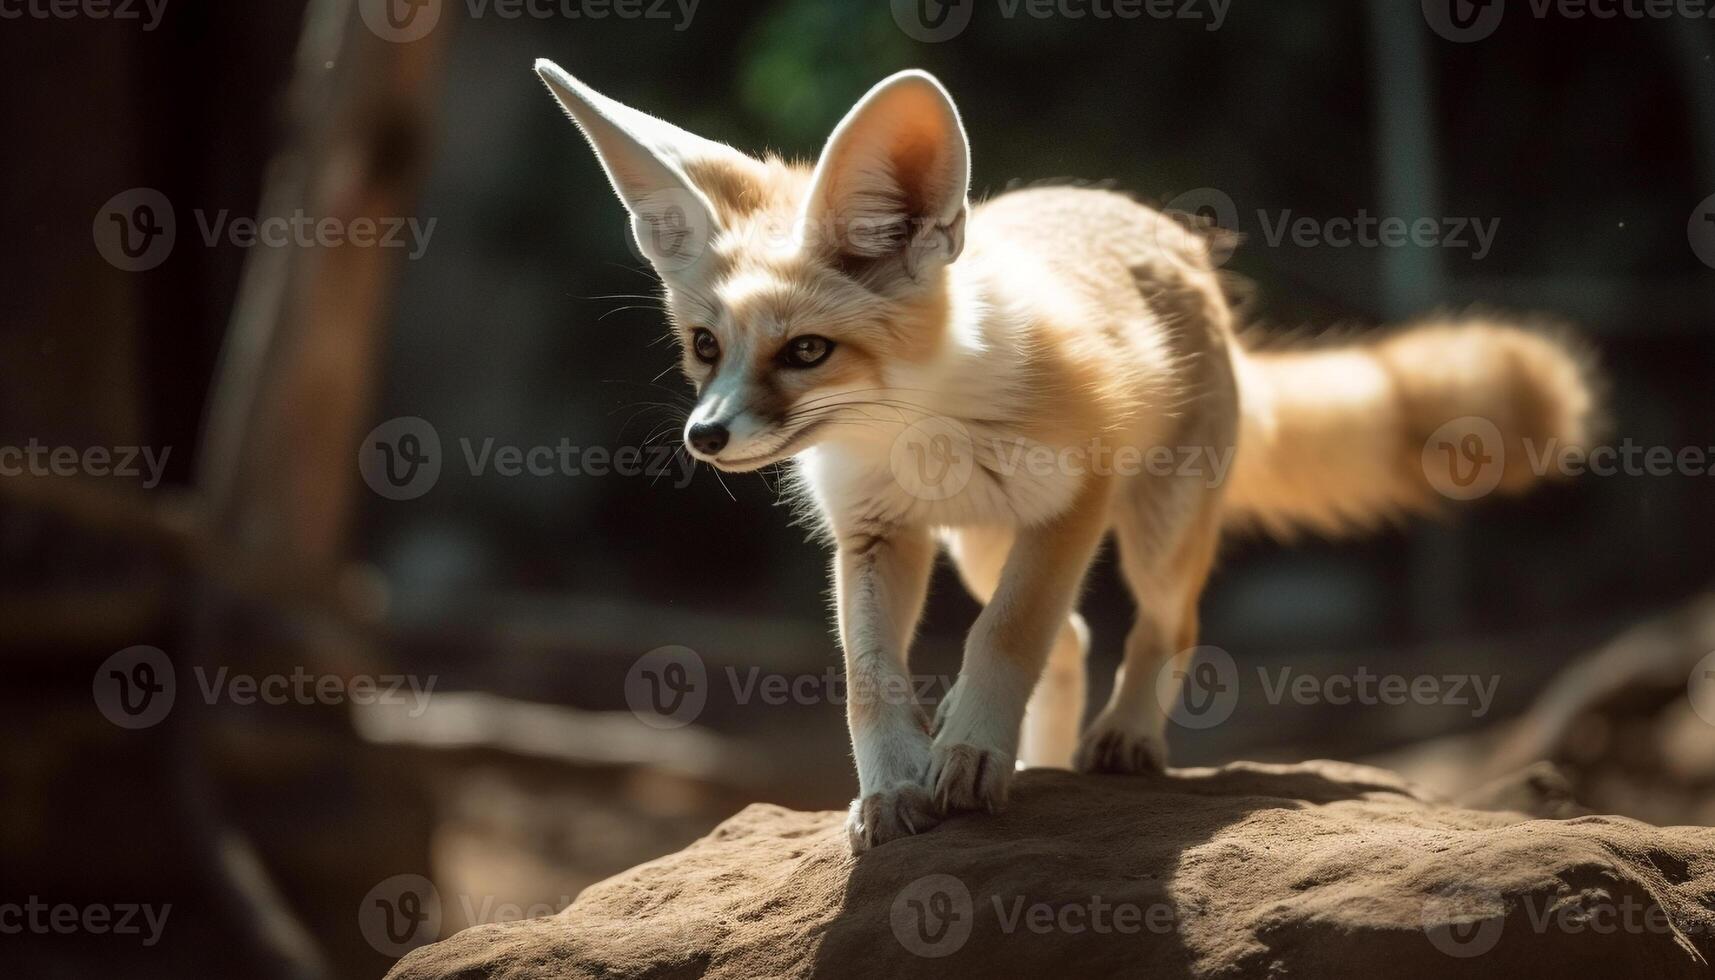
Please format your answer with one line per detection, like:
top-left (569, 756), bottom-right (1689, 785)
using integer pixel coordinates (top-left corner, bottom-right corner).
top-left (952, 186), bottom-right (1598, 539)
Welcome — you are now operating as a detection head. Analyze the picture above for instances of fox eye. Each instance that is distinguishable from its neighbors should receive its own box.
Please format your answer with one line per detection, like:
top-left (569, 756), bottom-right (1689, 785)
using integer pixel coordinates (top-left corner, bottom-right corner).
top-left (691, 328), bottom-right (720, 364)
top-left (781, 335), bottom-right (834, 369)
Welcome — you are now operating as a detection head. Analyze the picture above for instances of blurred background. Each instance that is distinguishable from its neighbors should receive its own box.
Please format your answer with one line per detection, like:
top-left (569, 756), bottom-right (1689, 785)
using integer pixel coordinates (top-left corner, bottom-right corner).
top-left (4, 0), bottom-right (1714, 977)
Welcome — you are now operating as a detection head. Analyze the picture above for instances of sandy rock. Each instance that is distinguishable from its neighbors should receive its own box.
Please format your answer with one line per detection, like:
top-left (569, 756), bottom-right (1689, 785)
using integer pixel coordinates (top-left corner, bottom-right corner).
top-left (387, 760), bottom-right (1715, 979)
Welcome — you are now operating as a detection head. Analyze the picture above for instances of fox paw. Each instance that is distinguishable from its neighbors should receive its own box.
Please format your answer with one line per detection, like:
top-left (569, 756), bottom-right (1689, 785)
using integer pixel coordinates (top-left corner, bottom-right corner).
top-left (847, 785), bottom-right (941, 853)
top-left (1074, 722), bottom-right (1167, 775)
top-left (928, 741), bottom-right (1014, 814)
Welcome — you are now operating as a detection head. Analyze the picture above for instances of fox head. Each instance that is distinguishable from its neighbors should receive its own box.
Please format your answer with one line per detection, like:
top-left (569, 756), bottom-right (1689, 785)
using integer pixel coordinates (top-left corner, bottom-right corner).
top-left (535, 60), bottom-right (971, 471)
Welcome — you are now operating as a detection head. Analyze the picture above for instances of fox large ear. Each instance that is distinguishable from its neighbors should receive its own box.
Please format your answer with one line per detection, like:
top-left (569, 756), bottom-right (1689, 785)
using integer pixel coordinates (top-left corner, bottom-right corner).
top-left (535, 59), bottom-right (745, 276)
top-left (799, 70), bottom-right (970, 279)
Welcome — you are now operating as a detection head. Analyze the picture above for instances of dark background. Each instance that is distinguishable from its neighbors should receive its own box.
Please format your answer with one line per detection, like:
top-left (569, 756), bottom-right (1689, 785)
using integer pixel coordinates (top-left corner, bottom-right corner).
top-left (4, 1), bottom-right (1713, 977)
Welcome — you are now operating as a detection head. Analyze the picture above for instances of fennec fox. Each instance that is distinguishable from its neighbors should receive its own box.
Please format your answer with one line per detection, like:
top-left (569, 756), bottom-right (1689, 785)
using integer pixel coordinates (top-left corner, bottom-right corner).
top-left (534, 62), bottom-right (1596, 851)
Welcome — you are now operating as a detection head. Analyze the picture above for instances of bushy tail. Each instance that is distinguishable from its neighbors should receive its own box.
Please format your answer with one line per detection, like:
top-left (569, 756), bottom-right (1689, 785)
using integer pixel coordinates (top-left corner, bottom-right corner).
top-left (1223, 316), bottom-right (1599, 537)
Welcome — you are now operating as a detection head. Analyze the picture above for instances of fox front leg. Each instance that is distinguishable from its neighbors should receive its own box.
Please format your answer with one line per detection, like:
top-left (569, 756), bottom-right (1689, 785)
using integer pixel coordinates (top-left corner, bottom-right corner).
top-left (834, 523), bottom-right (941, 851)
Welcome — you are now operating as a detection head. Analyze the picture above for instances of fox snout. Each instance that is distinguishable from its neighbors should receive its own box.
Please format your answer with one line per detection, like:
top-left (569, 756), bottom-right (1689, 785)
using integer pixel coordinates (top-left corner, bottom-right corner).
top-left (683, 398), bottom-right (739, 463)
top-left (686, 420), bottom-right (728, 456)
top-left (682, 379), bottom-right (783, 469)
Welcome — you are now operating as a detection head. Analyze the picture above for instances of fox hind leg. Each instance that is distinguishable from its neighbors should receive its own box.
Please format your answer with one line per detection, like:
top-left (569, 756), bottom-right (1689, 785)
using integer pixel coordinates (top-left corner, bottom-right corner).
top-left (942, 527), bottom-right (1089, 770)
top-left (1076, 467), bottom-right (1225, 775)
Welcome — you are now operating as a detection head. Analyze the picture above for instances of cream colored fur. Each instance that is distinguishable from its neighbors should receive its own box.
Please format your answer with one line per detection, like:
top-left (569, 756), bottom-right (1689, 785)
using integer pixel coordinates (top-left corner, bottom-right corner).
top-left (1228, 320), bottom-right (1597, 536)
top-left (535, 61), bottom-right (1598, 852)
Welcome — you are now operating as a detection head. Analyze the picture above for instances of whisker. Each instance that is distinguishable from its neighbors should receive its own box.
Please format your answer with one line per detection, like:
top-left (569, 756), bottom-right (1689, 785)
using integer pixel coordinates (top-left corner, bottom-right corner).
top-left (598, 305), bottom-right (664, 321)
top-left (708, 462), bottom-right (737, 502)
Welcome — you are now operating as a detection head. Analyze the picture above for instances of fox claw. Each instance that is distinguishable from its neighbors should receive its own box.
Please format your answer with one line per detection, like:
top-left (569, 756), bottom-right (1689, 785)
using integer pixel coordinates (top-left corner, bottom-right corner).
top-left (847, 785), bottom-right (940, 853)
top-left (1074, 724), bottom-right (1167, 775)
top-left (928, 742), bottom-right (1013, 815)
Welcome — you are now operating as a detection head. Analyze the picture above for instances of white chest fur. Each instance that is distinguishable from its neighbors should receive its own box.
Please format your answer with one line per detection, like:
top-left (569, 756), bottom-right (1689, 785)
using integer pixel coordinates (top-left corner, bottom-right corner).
top-left (794, 416), bottom-right (1085, 532)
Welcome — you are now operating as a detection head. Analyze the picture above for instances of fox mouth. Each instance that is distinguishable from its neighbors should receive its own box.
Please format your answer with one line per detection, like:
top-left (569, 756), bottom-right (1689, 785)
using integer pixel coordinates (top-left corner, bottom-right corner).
top-left (705, 419), bottom-right (830, 472)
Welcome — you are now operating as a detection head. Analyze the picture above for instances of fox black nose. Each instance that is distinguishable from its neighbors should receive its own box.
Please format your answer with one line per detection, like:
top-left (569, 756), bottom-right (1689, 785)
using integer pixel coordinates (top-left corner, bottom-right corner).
top-left (687, 422), bottom-right (729, 456)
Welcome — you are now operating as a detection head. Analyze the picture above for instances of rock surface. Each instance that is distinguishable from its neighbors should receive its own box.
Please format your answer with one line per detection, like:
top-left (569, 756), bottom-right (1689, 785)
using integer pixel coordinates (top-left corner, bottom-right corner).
top-left (387, 760), bottom-right (1715, 979)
